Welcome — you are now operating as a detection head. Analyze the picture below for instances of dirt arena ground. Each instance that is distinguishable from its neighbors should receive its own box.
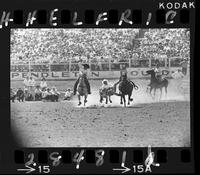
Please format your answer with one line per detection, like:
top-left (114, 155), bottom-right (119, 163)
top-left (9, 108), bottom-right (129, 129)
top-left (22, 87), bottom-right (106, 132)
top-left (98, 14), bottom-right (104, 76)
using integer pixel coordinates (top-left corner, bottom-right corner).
top-left (11, 78), bottom-right (190, 147)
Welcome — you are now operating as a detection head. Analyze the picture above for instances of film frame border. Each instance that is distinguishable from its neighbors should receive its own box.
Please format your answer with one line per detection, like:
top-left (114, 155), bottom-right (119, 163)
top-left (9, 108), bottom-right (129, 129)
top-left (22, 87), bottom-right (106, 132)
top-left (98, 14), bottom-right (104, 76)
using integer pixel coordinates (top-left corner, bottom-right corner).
top-left (0, 0), bottom-right (197, 174)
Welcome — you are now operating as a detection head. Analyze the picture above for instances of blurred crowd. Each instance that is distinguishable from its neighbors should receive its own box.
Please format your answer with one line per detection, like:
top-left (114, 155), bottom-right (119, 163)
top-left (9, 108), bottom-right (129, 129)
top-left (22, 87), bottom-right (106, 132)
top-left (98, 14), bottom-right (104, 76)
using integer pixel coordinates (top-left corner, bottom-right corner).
top-left (10, 28), bottom-right (190, 71)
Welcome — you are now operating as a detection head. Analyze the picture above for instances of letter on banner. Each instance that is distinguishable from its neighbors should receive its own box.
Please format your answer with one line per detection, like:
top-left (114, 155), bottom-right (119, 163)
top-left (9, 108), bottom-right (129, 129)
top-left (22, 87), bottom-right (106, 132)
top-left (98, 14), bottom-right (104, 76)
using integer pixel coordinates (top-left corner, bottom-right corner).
top-left (11, 73), bottom-right (19, 79)
top-left (62, 72), bottom-right (70, 77)
top-left (22, 73), bottom-right (28, 78)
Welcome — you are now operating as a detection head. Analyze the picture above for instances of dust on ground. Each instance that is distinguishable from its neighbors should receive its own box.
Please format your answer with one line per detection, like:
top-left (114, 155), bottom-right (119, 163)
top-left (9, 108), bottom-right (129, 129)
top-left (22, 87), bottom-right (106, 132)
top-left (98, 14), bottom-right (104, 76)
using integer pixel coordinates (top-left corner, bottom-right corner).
top-left (11, 78), bottom-right (190, 147)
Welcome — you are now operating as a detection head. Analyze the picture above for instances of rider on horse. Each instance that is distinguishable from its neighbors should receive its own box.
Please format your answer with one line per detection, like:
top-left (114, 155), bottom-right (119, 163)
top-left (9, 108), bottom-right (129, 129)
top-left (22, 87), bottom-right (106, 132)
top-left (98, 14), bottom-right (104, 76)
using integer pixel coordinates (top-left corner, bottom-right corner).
top-left (74, 63), bottom-right (91, 95)
top-left (115, 64), bottom-right (138, 89)
top-left (154, 63), bottom-right (163, 82)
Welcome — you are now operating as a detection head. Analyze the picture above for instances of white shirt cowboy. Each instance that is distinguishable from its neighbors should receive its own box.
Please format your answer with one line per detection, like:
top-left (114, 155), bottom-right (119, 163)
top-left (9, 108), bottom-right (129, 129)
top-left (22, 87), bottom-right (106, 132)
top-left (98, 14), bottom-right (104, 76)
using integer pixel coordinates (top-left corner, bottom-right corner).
top-left (23, 78), bottom-right (30, 87)
top-left (35, 88), bottom-right (42, 95)
top-left (50, 88), bottom-right (60, 95)
top-left (100, 80), bottom-right (113, 91)
top-left (154, 67), bottom-right (162, 76)
top-left (78, 62), bottom-right (88, 76)
top-left (65, 90), bottom-right (73, 98)
top-left (28, 78), bottom-right (36, 87)
top-left (42, 89), bottom-right (51, 98)
top-left (40, 81), bottom-right (47, 89)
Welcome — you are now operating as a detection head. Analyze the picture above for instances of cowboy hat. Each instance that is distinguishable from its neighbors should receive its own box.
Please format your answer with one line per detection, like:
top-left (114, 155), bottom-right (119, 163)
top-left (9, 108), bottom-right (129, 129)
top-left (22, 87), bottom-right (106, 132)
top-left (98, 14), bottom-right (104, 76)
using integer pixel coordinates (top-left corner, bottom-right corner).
top-left (102, 79), bottom-right (108, 84)
top-left (82, 64), bottom-right (90, 70)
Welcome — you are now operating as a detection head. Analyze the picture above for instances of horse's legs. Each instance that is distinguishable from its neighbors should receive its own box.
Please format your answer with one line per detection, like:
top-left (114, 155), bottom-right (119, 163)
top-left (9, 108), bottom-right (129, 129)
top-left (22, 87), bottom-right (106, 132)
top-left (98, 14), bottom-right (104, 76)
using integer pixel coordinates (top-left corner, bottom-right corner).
top-left (153, 88), bottom-right (156, 97)
top-left (149, 87), bottom-right (153, 96)
top-left (84, 95), bottom-right (87, 105)
top-left (109, 96), bottom-right (112, 103)
top-left (159, 88), bottom-right (162, 100)
top-left (120, 96), bottom-right (123, 104)
top-left (151, 88), bottom-right (156, 100)
top-left (105, 96), bottom-right (108, 104)
top-left (78, 95), bottom-right (81, 105)
top-left (100, 96), bottom-right (103, 103)
top-left (128, 96), bottom-right (130, 105)
top-left (165, 86), bottom-right (168, 99)
top-left (128, 91), bottom-right (133, 101)
top-left (123, 95), bottom-right (126, 107)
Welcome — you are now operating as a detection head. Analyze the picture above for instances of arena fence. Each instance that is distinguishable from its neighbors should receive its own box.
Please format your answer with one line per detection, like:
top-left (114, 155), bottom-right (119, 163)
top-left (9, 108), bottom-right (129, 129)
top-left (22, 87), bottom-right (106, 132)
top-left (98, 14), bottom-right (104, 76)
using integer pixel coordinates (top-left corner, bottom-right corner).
top-left (10, 57), bottom-right (187, 80)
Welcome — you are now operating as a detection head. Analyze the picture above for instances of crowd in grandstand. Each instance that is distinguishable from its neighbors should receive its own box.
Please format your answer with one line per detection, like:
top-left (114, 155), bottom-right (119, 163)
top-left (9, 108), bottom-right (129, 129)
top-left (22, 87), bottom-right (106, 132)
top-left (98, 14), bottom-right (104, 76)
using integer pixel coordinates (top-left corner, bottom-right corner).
top-left (11, 28), bottom-right (190, 66)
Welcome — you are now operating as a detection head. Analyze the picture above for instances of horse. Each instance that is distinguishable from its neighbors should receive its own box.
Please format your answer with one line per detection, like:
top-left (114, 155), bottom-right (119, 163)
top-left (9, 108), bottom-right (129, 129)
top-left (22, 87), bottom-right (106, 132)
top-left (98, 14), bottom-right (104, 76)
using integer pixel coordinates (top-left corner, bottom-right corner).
top-left (99, 87), bottom-right (115, 104)
top-left (146, 69), bottom-right (168, 100)
top-left (114, 74), bottom-right (138, 107)
top-left (75, 74), bottom-right (88, 106)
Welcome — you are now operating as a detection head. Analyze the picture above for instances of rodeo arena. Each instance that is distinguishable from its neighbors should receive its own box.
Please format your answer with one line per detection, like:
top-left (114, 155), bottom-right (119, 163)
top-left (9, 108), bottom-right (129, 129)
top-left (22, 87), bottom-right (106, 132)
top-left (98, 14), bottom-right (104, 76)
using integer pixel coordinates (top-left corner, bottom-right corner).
top-left (10, 28), bottom-right (190, 147)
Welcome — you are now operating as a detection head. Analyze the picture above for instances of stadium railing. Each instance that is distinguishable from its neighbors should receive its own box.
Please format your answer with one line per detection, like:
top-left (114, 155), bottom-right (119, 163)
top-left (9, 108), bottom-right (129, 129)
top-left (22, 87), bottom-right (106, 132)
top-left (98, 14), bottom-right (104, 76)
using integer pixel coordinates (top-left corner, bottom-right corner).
top-left (10, 57), bottom-right (183, 72)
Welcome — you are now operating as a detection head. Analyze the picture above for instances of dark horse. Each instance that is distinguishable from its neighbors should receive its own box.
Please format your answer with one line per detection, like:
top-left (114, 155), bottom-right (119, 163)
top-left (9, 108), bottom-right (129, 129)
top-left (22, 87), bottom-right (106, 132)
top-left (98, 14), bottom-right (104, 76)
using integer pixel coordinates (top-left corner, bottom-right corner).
top-left (114, 74), bottom-right (138, 107)
top-left (146, 69), bottom-right (168, 99)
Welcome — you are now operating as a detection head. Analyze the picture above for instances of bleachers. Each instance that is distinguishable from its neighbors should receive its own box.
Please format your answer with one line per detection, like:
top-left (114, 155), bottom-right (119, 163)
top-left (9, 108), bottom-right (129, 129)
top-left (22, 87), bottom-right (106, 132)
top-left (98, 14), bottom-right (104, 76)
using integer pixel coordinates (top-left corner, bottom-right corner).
top-left (11, 29), bottom-right (190, 66)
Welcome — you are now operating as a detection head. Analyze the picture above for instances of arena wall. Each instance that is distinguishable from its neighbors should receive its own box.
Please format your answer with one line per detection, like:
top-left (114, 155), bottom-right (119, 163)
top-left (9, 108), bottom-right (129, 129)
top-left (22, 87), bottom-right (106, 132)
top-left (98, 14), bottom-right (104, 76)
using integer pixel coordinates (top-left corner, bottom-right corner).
top-left (10, 67), bottom-right (181, 81)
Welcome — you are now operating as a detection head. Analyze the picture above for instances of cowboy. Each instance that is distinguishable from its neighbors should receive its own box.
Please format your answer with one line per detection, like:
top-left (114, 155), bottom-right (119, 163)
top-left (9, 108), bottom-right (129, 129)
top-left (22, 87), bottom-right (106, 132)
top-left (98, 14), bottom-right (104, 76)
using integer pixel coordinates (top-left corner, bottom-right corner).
top-left (24, 88), bottom-right (34, 101)
top-left (50, 86), bottom-right (60, 102)
top-left (40, 77), bottom-right (48, 91)
top-left (28, 76), bottom-right (36, 91)
top-left (34, 85), bottom-right (42, 101)
top-left (16, 88), bottom-right (25, 102)
top-left (64, 88), bottom-right (73, 100)
top-left (10, 88), bottom-right (16, 102)
top-left (180, 58), bottom-right (188, 76)
top-left (23, 76), bottom-right (29, 89)
top-left (154, 64), bottom-right (162, 82)
top-left (42, 87), bottom-right (52, 101)
top-left (100, 79), bottom-right (113, 91)
top-left (74, 64), bottom-right (91, 95)
top-left (115, 64), bottom-right (137, 87)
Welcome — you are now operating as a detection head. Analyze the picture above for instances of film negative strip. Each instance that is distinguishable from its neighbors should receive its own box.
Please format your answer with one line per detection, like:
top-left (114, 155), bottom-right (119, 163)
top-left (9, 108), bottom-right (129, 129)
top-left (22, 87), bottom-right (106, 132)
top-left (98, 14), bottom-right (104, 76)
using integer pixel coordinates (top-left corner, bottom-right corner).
top-left (0, 0), bottom-right (197, 174)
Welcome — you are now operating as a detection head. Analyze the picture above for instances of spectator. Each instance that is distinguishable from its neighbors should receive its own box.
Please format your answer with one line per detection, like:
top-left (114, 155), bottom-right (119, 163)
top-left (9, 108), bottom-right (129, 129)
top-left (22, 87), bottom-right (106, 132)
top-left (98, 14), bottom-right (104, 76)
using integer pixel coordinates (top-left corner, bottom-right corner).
top-left (180, 59), bottom-right (188, 75)
top-left (42, 87), bottom-right (52, 101)
top-left (35, 85), bottom-right (42, 101)
top-left (50, 87), bottom-right (60, 102)
top-left (10, 88), bottom-right (16, 102)
top-left (23, 77), bottom-right (29, 89)
top-left (28, 76), bottom-right (36, 91)
top-left (24, 88), bottom-right (34, 101)
top-left (64, 88), bottom-right (73, 100)
top-left (16, 88), bottom-right (25, 102)
top-left (40, 77), bottom-right (48, 91)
